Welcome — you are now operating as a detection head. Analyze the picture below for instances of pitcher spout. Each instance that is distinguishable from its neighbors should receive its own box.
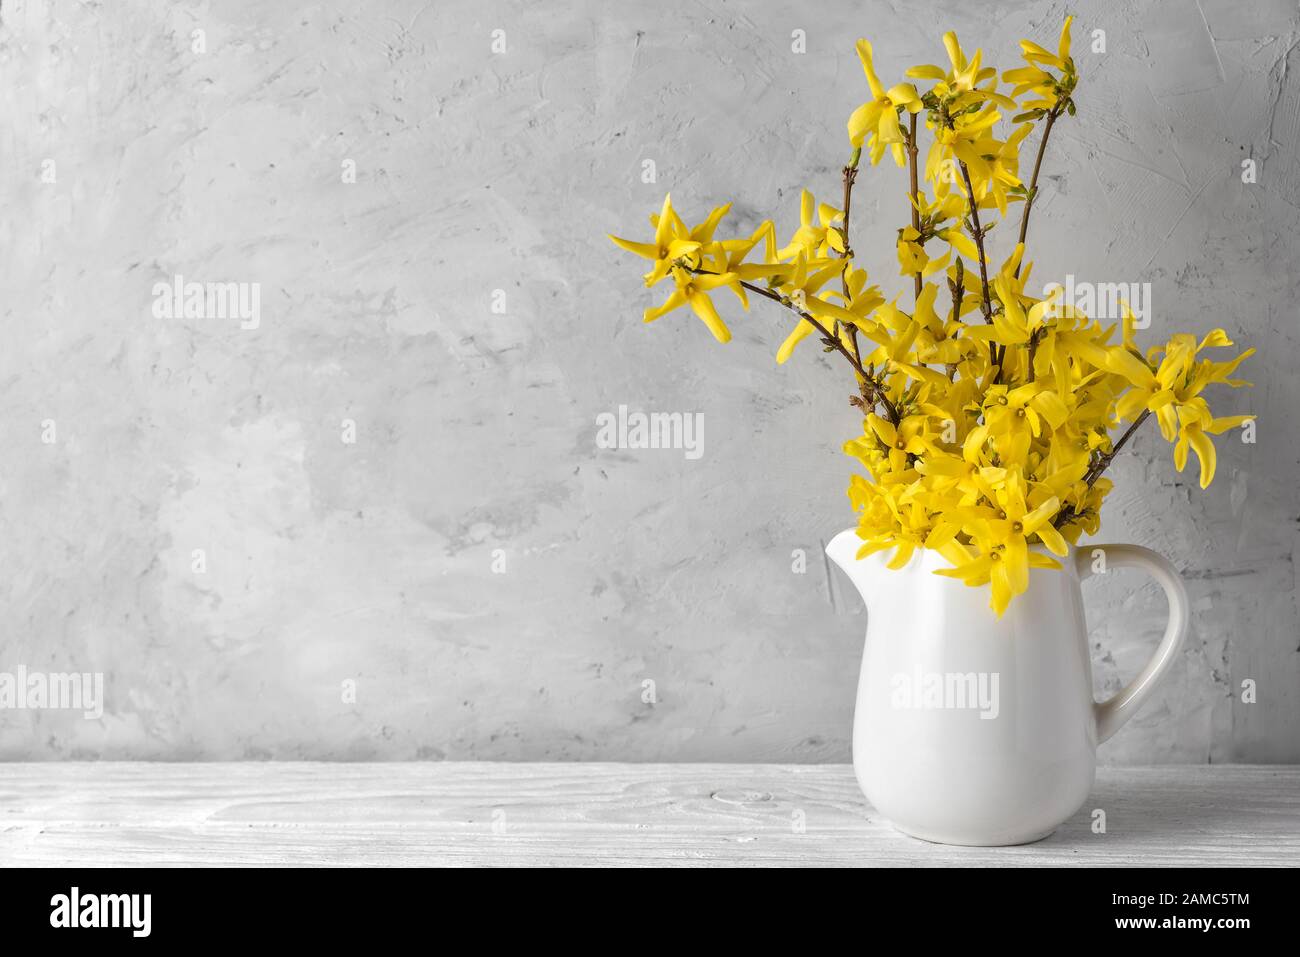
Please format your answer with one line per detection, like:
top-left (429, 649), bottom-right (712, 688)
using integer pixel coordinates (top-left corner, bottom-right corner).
top-left (826, 527), bottom-right (878, 608)
top-left (825, 528), bottom-right (863, 574)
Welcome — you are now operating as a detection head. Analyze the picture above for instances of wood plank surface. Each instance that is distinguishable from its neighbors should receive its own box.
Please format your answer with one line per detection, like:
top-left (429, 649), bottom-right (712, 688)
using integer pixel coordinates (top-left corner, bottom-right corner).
top-left (1, 763), bottom-right (1295, 866)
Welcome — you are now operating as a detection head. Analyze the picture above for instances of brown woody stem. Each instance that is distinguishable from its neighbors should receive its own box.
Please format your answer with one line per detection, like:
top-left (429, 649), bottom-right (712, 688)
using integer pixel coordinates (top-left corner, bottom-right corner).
top-left (1015, 108), bottom-right (1059, 277)
top-left (691, 269), bottom-right (901, 425)
top-left (958, 161), bottom-right (998, 372)
top-left (1086, 409), bottom-right (1151, 485)
top-left (1052, 409), bottom-right (1152, 529)
top-left (839, 146), bottom-right (861, 363)
top-left (907, 114), bottom-right (922, 301)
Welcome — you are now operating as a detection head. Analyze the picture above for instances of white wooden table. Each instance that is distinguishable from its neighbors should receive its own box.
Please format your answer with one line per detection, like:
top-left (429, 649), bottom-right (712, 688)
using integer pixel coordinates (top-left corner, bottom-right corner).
top-left (1, 764), bottom-right (1296, 866)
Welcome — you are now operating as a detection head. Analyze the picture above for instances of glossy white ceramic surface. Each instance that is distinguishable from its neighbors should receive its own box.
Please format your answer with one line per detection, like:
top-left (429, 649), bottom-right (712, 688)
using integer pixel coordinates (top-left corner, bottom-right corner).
top-left (826, 531), bottom-right (1190, 846)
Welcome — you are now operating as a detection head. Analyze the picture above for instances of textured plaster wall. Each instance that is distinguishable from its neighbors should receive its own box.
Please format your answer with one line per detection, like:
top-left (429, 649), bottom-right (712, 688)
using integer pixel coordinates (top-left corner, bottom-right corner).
top-left (0, 0), bottom-right (1296, 762)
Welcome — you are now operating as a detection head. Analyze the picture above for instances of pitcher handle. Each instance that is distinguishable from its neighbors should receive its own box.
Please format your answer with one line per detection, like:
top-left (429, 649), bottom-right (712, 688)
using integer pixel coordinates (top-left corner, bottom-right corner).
top-left (1075, 544), bottom-right (1190, 744)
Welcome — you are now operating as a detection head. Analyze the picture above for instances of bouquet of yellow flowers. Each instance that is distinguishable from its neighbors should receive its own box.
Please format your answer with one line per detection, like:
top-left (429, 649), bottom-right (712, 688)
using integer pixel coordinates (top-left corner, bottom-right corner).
top-left (609, 18), bottom-right (1254, 616)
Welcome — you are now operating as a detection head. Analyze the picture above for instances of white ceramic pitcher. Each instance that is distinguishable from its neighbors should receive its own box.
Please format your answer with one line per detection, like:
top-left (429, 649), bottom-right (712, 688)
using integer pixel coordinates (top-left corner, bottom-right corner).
top-left (826, 530), bottom-right (1189, 846)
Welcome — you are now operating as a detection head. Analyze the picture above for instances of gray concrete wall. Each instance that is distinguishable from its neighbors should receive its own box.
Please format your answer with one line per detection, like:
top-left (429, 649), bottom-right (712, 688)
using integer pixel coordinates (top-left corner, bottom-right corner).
top-left (0, 0), bottom-right (1296, 761)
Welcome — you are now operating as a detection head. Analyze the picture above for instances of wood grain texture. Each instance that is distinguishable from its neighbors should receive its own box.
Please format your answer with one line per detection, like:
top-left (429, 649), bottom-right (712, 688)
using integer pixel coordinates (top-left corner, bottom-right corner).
top-left (1, 763), bottom-right (1297, 867)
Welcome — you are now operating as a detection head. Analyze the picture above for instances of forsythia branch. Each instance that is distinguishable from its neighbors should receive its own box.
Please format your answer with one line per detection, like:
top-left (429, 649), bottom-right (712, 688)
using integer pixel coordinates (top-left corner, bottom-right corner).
top-left (906, 115), bottom-right (923, 302)
top-left (608, 17), bottom-right (1254, 617)
top-left (958, 160), bottom-right (999, 371)
top-left (694, 268), bottom-right (901, 425)
top-left (1051, 409), bottom-right (1152, 529)
top-left (840, 146), bottom-right (862, 363)
top-left (1015, 107), bottom-right (1059, 276)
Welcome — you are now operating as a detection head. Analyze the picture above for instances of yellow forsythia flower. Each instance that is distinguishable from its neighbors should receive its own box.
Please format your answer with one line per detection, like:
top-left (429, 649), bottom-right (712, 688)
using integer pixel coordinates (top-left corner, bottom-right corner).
top-left (608, 17), bottom-right (1255, 616)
